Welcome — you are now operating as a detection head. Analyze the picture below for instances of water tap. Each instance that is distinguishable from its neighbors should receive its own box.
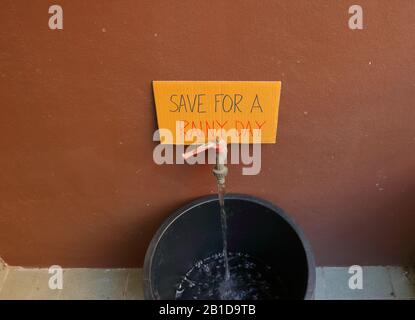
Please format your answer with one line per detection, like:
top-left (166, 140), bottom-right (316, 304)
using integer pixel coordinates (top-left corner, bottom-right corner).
top-left (212, 138), bottom-right (228, 185)
top-left (182, 138), bottom-right (228, 185)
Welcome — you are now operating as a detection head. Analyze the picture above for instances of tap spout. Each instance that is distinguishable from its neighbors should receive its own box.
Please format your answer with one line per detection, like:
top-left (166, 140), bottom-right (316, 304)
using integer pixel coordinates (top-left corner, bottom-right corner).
top-left (212, 138), bottom-right (228, 185)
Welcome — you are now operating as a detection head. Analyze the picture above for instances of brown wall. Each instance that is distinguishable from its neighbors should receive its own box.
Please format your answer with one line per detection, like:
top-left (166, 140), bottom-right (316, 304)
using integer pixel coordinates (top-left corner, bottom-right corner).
top-left (0, 0), bottom-right (414, 267)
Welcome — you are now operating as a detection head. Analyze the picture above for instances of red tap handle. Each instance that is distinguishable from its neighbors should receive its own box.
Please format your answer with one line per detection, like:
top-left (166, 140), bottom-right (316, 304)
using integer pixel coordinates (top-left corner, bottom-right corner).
top-left (182, 140), bottom-right (225, 159)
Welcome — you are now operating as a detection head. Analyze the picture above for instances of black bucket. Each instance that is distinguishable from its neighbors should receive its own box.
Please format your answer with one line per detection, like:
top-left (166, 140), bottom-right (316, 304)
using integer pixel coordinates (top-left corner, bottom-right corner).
top-left (143, 194), bottom-right (315, 300)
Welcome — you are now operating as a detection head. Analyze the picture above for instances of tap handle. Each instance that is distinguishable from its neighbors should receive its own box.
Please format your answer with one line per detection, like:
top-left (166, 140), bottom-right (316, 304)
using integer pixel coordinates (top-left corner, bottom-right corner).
top-left (182, 141), bottom-right (216, 160)
top-left (182, 139), bottom-right (227, 160)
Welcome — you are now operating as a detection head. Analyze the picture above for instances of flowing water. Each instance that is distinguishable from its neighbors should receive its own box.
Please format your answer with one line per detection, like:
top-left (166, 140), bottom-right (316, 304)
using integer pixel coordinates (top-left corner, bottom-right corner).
top-left (175, 183), bottom-right (284, 300)
top-left (217, 182), bottom-right (230, 281)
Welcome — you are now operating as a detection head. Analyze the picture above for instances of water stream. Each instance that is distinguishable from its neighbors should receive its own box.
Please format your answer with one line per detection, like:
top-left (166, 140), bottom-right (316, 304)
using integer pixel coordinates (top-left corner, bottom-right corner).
top-left (217, 182), bottom-right (230, 282)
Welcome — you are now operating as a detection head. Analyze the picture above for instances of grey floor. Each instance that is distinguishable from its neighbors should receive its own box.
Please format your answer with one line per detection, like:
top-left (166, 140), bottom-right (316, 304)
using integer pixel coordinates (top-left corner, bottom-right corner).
top-left (0, 265), bottom-right (414, 300)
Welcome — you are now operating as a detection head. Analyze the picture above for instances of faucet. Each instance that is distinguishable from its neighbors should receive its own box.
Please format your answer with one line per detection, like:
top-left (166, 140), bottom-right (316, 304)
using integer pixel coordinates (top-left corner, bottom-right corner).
top-left (212, 138), bottom-right (228, 185)
top-left (182, 138), bottom-right (228, 185)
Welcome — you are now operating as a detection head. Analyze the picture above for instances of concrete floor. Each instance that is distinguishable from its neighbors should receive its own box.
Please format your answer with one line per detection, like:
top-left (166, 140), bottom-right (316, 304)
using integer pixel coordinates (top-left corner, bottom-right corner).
top-left (0, 265), bottom-right (414, 300)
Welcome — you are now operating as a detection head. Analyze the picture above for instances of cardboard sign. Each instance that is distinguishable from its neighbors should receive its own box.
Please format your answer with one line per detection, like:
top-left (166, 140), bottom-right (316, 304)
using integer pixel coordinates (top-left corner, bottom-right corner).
top-left (152, 81), bottom-right (281, 144)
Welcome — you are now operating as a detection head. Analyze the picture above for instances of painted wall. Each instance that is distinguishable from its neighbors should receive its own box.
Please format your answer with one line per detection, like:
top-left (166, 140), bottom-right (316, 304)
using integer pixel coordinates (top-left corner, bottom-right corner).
top-left (0, 0), bottom-right (414, 267)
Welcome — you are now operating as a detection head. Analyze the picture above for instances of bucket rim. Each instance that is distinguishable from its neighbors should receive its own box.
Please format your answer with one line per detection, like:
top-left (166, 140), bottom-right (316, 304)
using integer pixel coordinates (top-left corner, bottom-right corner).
top-left (143, 193), bottom-right (316, 300)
